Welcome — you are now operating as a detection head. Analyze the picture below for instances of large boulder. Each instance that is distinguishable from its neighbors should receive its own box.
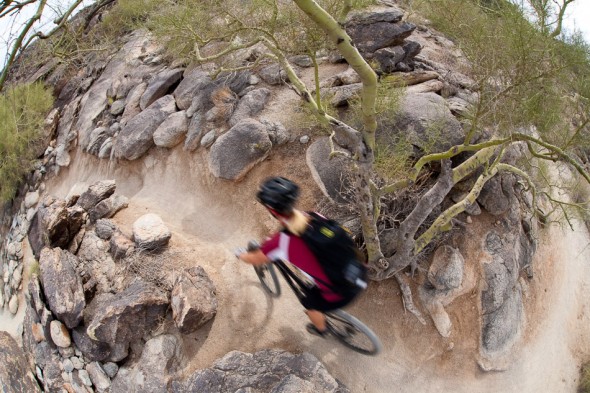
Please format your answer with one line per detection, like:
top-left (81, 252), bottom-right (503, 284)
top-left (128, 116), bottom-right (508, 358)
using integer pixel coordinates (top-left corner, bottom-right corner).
top-left (428, 245), bottom-right (464, 291)
top-left (111, 334), bottom-right (180, 393)
top-left (71, 325), bottom-right (112, 362)
top-left (114, 95), bottom-right (177, 160)
top-left (77, 231), bottom-right (121, 294)
top-left (477, 198), bottom-right (536, 367)
top-left (39, 247), bottom-right (86, 329)
top-left (170, 349), bottom-right (349, 392)
top-left (76, 179), bottom-right (116, 211)
top-left (88, 193), bottom-right (129, 223)
top-left (378, 92), bottom-right (464, 154)
top-left (228, 88), bottom-right (272, 127)
top-left (0, 331), bottom-right (42, 392)
top-left (173, 68), bottom-right (213, 110)
top-left (306, 137), bottom-right (352, 203)
top-left (28, 197), bottom-right (86, 259)
top-left (132, 213), bottom-right (172, 251)
top-left (85, 280), bottom-right (169, 362)
top-left (140, 68), bottom-right (184, 110)
top-left (153, 110), bottom-right (189, 148)
top-left (208, 119), bottom-right (272, 180)
top-left (171, 266), bottom-right (218, 334)
top-left (345, 8), bottom-right (415, 55)
top-left (477, 174), bottom-right (514, 216)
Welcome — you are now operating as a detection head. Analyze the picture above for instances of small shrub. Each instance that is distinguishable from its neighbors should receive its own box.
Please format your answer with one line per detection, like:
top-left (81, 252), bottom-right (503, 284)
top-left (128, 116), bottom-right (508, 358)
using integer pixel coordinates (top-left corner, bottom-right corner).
top-left (0, 83), bottom-right (53, 202)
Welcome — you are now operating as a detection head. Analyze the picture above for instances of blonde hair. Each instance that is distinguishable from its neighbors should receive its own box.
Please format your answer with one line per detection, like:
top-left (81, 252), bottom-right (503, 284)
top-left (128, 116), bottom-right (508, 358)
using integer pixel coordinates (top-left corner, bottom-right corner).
top-left (283, 209), bottom-right (309, 236)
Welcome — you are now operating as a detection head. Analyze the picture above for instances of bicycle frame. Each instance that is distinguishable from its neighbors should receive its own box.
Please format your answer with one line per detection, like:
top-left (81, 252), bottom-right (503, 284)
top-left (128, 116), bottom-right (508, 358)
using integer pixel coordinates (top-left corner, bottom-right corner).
top-left (270, 259), bottom-right (314, 301)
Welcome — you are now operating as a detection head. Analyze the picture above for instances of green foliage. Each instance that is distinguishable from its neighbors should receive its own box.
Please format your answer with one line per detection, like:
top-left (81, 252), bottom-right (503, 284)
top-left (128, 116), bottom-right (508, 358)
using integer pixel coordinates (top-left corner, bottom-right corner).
top-left (0, 83), bottom-right (53, 202)
top-left (579, 362), bottom-right (590, 393)
top-left (101, 0), bottom-right (163, 37)
top-left (374, 134), bottom-right (413, 181)
top-left (410, 0), bottom-right (590, 150)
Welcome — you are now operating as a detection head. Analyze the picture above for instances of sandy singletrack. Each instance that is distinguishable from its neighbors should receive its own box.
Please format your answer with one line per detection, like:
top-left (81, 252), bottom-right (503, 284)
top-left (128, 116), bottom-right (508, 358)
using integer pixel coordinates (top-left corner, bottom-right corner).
top-left (23, 142), bottom-right (589, 393)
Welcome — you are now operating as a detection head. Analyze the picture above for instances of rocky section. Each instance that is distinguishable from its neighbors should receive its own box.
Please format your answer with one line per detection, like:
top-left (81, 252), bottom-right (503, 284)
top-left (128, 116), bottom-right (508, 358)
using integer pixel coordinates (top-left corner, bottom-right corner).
top-left (170, 349), bottom-right (349, 393)
top-left (0, 331), bottom-right (41, 392)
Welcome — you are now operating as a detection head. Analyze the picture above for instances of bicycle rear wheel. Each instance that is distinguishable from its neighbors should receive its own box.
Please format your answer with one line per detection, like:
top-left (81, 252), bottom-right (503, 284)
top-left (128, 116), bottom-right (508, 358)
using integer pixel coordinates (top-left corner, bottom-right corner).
top-left (254, 264), bottom-right (281, 297)
top-left (325, 309), bottom-right (382, 356)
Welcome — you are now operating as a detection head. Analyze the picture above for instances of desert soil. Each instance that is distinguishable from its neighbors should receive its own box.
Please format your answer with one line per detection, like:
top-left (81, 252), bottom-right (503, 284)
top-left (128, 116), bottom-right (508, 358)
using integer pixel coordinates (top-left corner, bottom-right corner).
top-left (0, 139), bottom-right (581, 393)
top-left (2, 64), bottom-right (590, 391)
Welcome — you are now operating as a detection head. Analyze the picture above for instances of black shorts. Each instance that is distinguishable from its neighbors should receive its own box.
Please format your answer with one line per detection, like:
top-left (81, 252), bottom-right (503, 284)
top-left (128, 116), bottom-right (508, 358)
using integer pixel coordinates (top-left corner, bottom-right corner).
top-left (300, 286), bottom-right (357, 312)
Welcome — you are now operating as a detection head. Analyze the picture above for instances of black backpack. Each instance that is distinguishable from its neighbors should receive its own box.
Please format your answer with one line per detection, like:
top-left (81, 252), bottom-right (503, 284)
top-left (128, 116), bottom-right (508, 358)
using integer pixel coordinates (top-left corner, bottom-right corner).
top-left (298, 212), bottom-right (368, 297)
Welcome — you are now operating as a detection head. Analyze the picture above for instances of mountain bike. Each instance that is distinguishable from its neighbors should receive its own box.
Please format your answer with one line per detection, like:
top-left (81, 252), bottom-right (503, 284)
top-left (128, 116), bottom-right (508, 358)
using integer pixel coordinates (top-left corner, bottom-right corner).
top-left (248, 242), bottom-right (382, 356)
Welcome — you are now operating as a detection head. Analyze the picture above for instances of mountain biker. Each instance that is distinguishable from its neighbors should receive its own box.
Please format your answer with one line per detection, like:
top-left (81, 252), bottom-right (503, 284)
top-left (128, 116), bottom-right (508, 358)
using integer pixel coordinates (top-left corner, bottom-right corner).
top-left (236, 176), bottom-right (359, 337)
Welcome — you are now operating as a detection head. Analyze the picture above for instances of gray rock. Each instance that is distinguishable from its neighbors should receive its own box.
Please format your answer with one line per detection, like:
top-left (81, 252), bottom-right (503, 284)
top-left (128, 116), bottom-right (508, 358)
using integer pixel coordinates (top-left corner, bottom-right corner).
top-left (77, 231), bottom-right (120, 294)
top-left (173, 68), bottom-right (213, 110)
top-left (39, 248), bottom-right (85, 329)
top-left (299, 135), bottom-right (310, 144)
top-left (50, 320), bottom-right (72, 347)
top-left (109, 231), bottom-right (135, 260)
top-left (378, 92), bottom-right (464, 154)
top-left (95, 219), bottom-right (116, 240)
top-left (258, 63), bottom-right (288, 85)
top-left (86, 127), bottom-right (111, 155)
top-left (306, 137), bottom-right (351, 203)
top-left (115, 95), bottom-right (177, 160)
top-left (482, 285), bottom-right (523, 353)
top-left (171, 349), bottom-right (348, 393)
top-left (208, 119), bottom-right (272, 180)
top-left (62, 358), bottom-right (75, 373)
top-left (184, 113), bottom-right (203, 151)
top-left (76, 180), bottom-right (117, 211)
top-left (132, 213), bottom-right (171, 251)
top-left (8, 294), bottom-right (18, 314)
top-left (71, 356), bottom-right (84, 370)
top-left (77, 369), bottom-right (93, 386)
top-left (87, 362), bottom-right (111, 392)
top-left (320, 83), bottom-right (362, 107)
top-left (261, 119), bottom-right (289, 146)
top-left (153, 111), bottom-right (188, 147)
top-left (89, 194), bottom-right (129, 223)
top-left (98, 138), bottom-right (113, 159)
top-left (228, 88), bottom-right (272, 127)
top-left (140, 68), bottom-right (184, 110)
top-left (428, 245), bottom-right (464, 291)
top-left (346, 8), bottom-right (415, 55)
top-left (121, 82), bottom-right (147, 124)
top-left (102, 362), bottom-right (119, 379)
top-left (171, 266), bottom-right (218, 333)
top-left (71, 325), bottom-right (111, 362)
top-left (75, 33), bottom-right (160, 150)
top-left (289, 55), bottom-right (313, 68)
top-left (111, 334), bottom-right (180, 393)
top-left (85, 279), bottom-right (169, 362)
top-left (374, 46), bottom-right (406, 73)
top-left (110, 99), bottom-right (126, 115)
top-left (0, 331), bottom-right (42, 392)
top-left (25, 191), bottom-right (40, 208)
top-left (477, 174), bottom-right (513, 216)
top-left (200, 130), bottom-right (216, 148)
top-left (271, 375), bottom-right (315, 393)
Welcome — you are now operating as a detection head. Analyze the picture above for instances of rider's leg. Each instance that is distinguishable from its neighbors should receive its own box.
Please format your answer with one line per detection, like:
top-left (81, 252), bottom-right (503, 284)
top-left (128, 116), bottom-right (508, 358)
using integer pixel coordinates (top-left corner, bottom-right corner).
top-left (306, 309), bottom-right (326, 331)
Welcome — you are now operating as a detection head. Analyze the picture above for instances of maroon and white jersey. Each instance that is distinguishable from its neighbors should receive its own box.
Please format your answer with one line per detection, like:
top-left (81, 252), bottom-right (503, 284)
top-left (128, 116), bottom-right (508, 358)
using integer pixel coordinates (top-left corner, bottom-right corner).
top-left (260, 232), bottom-right (342, 302)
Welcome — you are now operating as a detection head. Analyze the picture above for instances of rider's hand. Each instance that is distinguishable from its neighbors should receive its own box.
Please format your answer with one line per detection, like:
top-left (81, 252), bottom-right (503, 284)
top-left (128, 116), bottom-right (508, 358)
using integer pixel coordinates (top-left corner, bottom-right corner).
top-left (234, 247), bottom-right (246, 259)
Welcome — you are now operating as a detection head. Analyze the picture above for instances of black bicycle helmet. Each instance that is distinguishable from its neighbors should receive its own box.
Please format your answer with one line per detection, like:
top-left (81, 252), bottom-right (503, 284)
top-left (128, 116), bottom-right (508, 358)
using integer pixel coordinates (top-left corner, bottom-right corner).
top-left (256, 177), bottom-right (300, 215)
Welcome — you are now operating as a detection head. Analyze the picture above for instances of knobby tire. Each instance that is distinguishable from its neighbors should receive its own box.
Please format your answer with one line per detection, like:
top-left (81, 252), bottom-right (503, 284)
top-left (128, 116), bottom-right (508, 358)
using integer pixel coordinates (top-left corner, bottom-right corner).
top-left (254, 264), bottom-right (281, 297)
top-left (325, 309), bottom-right (382, 356)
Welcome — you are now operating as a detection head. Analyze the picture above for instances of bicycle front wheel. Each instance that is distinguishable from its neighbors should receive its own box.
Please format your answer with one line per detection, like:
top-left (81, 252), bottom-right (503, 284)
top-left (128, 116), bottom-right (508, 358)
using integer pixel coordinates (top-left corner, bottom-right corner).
top-left (254, 264), bottom-right (281, 297)
top-left (325, 309), bottom-right (382, 356)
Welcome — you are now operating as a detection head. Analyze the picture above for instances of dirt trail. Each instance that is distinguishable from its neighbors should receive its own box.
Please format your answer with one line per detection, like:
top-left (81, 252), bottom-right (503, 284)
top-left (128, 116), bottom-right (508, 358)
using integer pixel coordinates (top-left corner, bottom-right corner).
top-left (26, 143), bottom-right (590, 393)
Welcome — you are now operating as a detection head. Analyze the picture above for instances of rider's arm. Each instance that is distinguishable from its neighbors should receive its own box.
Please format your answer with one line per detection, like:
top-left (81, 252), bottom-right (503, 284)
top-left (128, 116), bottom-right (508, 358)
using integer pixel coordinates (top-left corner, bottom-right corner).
top-left (238, 249), bottom-right (270, 266)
